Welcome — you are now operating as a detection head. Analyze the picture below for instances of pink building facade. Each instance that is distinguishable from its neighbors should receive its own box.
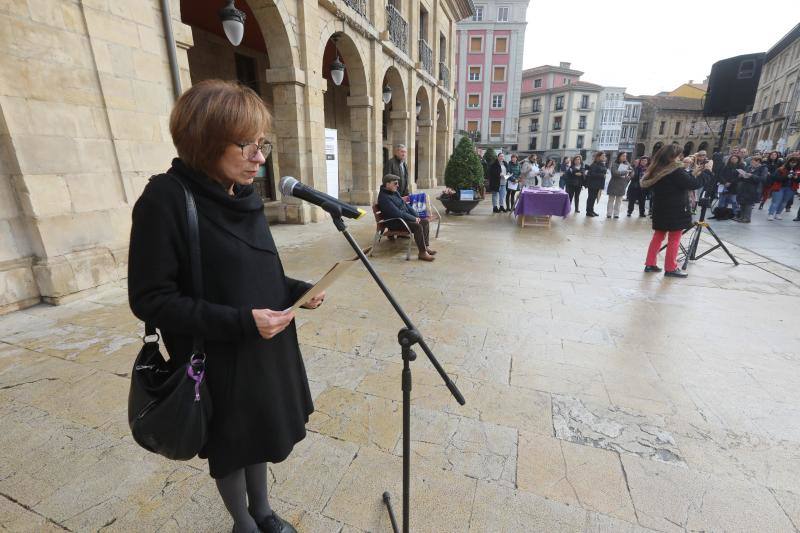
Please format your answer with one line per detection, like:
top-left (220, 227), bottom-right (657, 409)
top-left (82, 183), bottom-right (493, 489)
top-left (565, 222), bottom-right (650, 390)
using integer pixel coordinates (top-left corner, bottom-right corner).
top-left (455, 0), bottom-right (529, 151)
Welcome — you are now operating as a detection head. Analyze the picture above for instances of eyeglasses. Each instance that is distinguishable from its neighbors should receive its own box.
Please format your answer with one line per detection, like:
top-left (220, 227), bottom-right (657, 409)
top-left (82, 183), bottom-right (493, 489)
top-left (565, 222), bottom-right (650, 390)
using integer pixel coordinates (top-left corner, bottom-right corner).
top-left (235, 141), bottom-right (272, 160)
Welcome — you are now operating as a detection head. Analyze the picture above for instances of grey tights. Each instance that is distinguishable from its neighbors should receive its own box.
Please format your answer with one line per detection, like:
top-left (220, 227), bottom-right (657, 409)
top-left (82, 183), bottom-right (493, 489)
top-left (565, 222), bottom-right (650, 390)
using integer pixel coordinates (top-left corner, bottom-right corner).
top-left (215, 463), bottom-right (273, 533)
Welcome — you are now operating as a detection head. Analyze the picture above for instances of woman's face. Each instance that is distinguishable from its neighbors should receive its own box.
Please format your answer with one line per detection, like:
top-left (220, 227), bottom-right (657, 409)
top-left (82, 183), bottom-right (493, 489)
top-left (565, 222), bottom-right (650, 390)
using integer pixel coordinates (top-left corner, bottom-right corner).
top-left (213, 138), bottom-right (267, 190)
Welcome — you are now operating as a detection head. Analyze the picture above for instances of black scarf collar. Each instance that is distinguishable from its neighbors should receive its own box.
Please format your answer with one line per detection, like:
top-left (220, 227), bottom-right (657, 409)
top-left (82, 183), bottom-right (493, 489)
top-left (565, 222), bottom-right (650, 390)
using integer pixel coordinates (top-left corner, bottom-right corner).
top-left (168, 158), bottom-right (277, 254)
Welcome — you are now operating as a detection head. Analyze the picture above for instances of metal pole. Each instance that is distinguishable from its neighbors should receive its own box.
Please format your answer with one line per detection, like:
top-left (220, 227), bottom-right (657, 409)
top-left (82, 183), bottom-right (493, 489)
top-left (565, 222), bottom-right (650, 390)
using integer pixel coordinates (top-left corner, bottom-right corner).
top-left (159, 0), bottom-right (182, 100)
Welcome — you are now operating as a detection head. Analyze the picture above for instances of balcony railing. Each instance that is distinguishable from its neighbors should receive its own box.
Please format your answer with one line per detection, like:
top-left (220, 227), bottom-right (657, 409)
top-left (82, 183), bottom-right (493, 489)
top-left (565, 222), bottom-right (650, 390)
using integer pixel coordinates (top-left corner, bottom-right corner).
top-left (553, 124), bottom-right (562, 130)
top-left (789, 111), bottom-right (800, 133)
top-left (760, 109), bottom-right (769, 121)
top-left (554, 104), bottom-right (564, 111)
top-left (531, 106), bottom-right (541, 113)
top-left (528, 142), bottom-right (537, 150)
top-left (385, 4), bottom-right (408, 54)
top-left (772, 102), bottom-right (787, 118)
top-left (528, 124), bottom-right (538, 132)
top-left (578, 122), bottom-right (586, 130)
top-left (343, 0), bottom-right (368, 18)
top-left (438, 61), bottom-right (449, 88)
top-left (578, 102), bottom-right (594, 111)
top-left (418, 39), bottom-right (433, 75)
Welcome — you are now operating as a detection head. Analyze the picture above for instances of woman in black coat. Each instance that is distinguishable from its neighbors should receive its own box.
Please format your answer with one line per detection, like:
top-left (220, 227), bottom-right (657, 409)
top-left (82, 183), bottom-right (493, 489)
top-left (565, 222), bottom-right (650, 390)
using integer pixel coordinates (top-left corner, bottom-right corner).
top-left (128, 80), bottom-right (323, 533)
top-left (626, 156), bottom-right (649, 217)
top-left (640, 144), bottom-right (700, 278)
top-left (564, 154), bottom-right (585, 213)
top-left (734, 155), bottom-right (768, 223)
top-left (718, 155), bottom-right (743, 214)
top-left (584, 151), bottom-right (607, 217)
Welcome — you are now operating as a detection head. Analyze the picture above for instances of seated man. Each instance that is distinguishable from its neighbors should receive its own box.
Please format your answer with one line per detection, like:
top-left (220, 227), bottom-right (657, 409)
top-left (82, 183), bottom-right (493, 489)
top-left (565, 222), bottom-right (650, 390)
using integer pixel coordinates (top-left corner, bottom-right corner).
top-left (378, 174), bottom-right (436, 261)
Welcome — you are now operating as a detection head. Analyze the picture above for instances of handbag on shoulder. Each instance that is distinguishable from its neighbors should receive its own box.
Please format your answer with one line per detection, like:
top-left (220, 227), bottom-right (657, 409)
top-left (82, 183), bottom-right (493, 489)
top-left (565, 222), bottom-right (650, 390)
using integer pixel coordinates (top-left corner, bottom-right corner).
top-left (128, 176), bottom-right (212, 460)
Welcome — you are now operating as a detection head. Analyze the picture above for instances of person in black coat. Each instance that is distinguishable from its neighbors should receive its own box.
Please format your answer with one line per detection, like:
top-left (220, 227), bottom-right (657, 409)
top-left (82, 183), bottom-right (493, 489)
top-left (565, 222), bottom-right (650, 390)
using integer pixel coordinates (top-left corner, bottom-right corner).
top-left (626, 156), bottom-right (649, 217)
top-left (488, 153), bottom-right (509, 212)
top-left (128, 80), bottom-right (324, 533)
top-left (718, 155), bottom-right (743, 214)
top-left (584, 152), bottom-right (607, 217)
top-left (377, 174), bottom-right (436, 261)
top-left (734, 155), bottom-right (768, 223)
top-left (564, 154), bottom-right (585, 213)
top-left (640, 144), bottom-right (700, 278)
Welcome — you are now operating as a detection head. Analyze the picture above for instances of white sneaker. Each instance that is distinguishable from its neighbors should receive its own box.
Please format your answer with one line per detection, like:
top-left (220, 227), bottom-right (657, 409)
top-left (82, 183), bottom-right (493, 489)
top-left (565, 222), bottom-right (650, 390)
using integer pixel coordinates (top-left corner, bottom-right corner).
top-left (768, 214), bottom-right (775, 220)
top-left (776, 214), bottom-right (783, 220)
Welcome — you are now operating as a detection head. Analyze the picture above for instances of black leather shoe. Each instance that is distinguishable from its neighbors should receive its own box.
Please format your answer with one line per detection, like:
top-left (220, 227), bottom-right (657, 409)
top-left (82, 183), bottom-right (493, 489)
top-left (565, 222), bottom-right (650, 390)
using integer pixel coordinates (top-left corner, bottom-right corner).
top-left (664, 269), bottom-right (688, 278)
top-left (493, 206), bottom-right (499, 213)
top-left (644, 265), bottom-right (662, 273)
top-left (257, 513), bottom-right (296, 533)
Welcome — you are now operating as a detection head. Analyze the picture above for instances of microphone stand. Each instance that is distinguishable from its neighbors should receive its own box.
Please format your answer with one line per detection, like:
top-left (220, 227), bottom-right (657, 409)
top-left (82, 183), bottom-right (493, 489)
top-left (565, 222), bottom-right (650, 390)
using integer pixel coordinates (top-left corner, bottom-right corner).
top-left (320, 202), bottom-right (465, 533)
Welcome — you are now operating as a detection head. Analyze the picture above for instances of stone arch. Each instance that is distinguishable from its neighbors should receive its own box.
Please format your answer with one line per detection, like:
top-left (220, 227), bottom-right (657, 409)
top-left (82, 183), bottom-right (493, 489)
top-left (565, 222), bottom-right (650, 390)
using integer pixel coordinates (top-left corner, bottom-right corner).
top-left (698, 141), bottom-right (709, 152)
top-left (635, 143), bottom-right (645, 158)
top-left (414, 85), bottom-right (433, 188)
top-left (381, 66), bottom-right (408, 166)
top-left (652, 141), bottom-right (663, 155)
top-left (247, 0), bottom-right (300, 70)
top-left (435, 98), bottom-right (448, 186)
top-left (683, 141), bottom-right (694, 156)
top-left (321, 32), bottom-right (373, 203)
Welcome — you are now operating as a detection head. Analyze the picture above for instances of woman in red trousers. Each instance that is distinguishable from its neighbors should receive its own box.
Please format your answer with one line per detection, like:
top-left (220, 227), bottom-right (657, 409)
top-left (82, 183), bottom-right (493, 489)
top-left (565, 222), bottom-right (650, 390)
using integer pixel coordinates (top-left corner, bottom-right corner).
top-left (640, 144), bottom-right (701, 278)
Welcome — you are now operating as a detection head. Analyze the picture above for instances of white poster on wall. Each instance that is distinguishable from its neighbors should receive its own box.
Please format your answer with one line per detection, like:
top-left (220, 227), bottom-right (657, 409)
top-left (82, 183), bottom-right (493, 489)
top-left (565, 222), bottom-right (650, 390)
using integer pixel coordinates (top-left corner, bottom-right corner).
top-left (325, 128), bottom-right (339, 200)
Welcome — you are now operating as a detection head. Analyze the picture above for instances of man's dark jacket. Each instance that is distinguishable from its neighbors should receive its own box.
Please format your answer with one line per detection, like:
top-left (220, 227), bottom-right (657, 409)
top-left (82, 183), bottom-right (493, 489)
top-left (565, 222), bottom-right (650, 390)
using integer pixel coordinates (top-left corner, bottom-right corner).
top-left (377, 185), bottom-right (418, 230)
top-left (383, 157), bottom-right (410, 196)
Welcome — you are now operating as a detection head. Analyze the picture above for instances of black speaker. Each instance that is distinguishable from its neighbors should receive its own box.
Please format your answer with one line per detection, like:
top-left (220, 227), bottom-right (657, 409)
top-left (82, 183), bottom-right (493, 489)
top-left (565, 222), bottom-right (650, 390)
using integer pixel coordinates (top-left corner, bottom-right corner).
top-left (703, 53), bottom-right (765, 116)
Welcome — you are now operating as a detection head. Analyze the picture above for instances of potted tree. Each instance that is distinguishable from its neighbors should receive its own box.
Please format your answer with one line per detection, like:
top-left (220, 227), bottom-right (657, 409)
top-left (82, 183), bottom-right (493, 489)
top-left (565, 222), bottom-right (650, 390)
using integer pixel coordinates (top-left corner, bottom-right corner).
top-left (439, 137), bottom-right (484, 215)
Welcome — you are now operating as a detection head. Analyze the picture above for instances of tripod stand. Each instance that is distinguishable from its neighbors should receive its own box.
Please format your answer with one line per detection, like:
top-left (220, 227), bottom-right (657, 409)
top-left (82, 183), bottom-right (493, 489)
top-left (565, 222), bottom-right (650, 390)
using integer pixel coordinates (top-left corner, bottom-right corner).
top-left (671, 198), bottom-right (738, 270)
top-left (324, 204), bottom-right (465, 533)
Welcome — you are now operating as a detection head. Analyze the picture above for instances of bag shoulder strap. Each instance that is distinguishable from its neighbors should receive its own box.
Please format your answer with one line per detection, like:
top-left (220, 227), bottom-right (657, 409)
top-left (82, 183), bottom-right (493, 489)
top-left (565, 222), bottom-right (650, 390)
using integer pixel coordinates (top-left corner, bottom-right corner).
top-left (144, 175), bottom-right (204, 354)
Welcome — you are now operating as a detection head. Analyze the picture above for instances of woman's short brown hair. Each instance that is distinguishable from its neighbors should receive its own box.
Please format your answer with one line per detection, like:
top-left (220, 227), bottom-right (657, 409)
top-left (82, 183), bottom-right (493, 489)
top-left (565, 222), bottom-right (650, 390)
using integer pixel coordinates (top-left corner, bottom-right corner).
top-left (169, 79), bottom-right (271, 174)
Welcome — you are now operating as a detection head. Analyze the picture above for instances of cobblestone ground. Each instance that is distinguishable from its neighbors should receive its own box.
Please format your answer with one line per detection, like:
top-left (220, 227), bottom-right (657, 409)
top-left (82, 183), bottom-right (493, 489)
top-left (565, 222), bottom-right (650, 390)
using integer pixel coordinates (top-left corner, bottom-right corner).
top-left (2, 195), bottom-right (800, 533)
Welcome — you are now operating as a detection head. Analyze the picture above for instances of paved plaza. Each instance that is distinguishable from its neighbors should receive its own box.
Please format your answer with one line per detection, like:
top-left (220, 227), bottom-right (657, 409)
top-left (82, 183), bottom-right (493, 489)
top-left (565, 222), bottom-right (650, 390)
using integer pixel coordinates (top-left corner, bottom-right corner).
top-left (1, 194), bottom-right (800, 533)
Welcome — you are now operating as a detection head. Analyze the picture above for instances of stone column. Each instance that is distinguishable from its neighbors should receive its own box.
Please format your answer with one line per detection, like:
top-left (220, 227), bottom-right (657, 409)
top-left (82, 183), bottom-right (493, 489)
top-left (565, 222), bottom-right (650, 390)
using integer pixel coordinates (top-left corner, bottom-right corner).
top-left (417, 119), bottom-right (434, 188)
top-left (347, 95), bottom-right (375, 205)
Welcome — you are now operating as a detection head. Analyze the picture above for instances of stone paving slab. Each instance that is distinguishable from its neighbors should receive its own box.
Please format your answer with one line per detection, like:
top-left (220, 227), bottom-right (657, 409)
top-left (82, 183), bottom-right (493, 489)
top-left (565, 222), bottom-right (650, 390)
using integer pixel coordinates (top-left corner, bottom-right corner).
top-left (1, 195), bottom-right (800, 532)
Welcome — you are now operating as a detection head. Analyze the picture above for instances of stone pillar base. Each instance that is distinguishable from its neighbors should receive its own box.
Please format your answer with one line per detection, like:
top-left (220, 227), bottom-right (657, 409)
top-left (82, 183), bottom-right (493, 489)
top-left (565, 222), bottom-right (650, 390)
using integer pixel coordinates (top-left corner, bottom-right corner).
top-left (0, 257), bottom-right (40, 315)
top-left (350, 189), bottom-right (375, 206)
top-left (32, 247), bottom-right (127, 305)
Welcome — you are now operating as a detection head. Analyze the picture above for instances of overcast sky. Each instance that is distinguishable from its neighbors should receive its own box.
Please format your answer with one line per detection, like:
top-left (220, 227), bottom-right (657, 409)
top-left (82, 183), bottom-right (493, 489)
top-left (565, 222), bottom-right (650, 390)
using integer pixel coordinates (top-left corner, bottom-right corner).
top-left (522, 2), bottom-right (798, 96)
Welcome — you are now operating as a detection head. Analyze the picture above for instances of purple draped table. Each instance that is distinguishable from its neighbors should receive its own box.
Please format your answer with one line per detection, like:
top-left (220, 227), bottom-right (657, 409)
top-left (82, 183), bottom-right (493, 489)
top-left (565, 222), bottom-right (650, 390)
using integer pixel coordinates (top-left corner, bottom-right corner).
top-left (514, 188), bottom-right (571, 227)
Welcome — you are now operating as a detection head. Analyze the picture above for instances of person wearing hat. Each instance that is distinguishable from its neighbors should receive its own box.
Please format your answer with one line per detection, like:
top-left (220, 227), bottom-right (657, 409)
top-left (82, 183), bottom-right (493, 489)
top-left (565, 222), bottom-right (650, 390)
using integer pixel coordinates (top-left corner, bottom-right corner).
top-left (377, 174), bottom-right (437, 261)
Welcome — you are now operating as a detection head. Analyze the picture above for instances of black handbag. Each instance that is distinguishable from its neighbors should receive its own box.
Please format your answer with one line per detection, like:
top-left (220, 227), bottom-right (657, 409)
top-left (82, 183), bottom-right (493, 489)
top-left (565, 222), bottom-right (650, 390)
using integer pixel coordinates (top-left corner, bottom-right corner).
top-left (128, 176), bottom-right (212, 460)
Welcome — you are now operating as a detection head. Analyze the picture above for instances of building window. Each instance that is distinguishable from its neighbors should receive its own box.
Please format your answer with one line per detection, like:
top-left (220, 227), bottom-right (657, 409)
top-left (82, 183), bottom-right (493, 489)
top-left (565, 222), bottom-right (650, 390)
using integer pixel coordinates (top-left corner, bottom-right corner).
top-left (553, 116), bottom-right (562, 130)
top-left (492, 94), bottom-right (504, 108)
top-left (472, 5), bottom-right (484, 21)
top-left (494, 36), bottom-right (508, 54)
top-left (467, 120), bottom-right (479, 132)
top-left (532, 98), bottom-right (540, 112)
top-left (555, 95), bottom-right (564, 110)
top-left (490, 120), bottom-right (502, 136)
top-left (562, 77), bottom-right (568, 84)
top-left (551, 135), bottom-right (560, 150)
top-left (467, 94), bottom-right (480, 108)
top-left (578, 115), bottom-right (586, 129)
top-left (492, 66), bottom-right (506, 82)
top-left (621, 126), bottom-right (628, 139)
top-left (497, 6), bottom-right (509, 21)
top-left (529, 118), bottom-right (538, 132)
top-left (674, 121), bottom-right (681, 135)
top-left (629, 126), bottom-right (636, 139)
top-left (641, 122), bottom-right (649, 137)
top-left (468, 66), bottom-right (481, 81)
top-left (534, 78), bottom-right (542, 88)
top-left (576, 135), bottom-right (584, 149)
top-left (469, 36), bottom-right (483, 53)
top-left (658, 121), bottom-right (666, 135)
top-left (529, 137), bottom-right (537, 150)
top-left (235, 53), bottom-right (259, 95)
top-left (580, 94), bottom-right (589, 109)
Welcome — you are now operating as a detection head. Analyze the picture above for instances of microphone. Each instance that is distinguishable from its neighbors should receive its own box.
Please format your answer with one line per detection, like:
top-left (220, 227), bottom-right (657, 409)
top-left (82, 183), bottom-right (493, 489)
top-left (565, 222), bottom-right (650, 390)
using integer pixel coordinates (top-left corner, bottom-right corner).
top-left (280, 177), bottom-right (366, 220)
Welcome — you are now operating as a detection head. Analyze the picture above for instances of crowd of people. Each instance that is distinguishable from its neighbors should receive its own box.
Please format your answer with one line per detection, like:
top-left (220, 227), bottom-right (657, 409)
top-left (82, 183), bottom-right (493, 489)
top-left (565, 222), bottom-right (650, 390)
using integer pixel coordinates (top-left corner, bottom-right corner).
top-left (474, 146), bottom-right (800, 224)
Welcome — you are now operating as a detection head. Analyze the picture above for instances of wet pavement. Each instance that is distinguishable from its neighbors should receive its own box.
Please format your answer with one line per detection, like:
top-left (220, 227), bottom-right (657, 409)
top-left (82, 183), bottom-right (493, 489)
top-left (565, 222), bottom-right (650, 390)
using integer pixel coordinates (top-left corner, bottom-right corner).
top-left (1, 192), bottom-right (800, 532)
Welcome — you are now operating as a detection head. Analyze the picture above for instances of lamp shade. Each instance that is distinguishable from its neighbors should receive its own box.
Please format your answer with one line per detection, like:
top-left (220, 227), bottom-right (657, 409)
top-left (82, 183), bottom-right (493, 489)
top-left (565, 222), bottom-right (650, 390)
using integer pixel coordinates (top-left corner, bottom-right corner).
top-left (382, 84), bottom-right (392, 104)
top-left (330, 56), bottom-right (346, 86)
top-left (219, 0), bottom-right (246, 46)
top-left (416, 101), bottom-right (422, 115)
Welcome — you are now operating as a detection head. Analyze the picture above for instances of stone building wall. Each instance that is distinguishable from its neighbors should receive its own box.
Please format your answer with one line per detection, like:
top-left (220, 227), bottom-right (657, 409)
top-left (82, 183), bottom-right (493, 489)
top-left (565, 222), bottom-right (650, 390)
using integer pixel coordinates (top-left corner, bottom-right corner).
top-left (0, 0), bottom-right (469, 314)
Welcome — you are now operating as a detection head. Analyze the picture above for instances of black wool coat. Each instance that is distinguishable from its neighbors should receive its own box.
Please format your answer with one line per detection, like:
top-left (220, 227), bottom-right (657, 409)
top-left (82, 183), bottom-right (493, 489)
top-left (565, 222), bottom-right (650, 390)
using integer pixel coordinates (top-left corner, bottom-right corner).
top-left (646, 167), bottom-right (700, 231)
top-left (487, 160), bottom-right (506, 192)
top-left (377, 186), bottom-right (418, 230)
top-left (564, 164), bottom-right (585, 188)
top-left (585, 162), bottom-right (607, 190)
top-left (128, 159), bottom-right (314, 478)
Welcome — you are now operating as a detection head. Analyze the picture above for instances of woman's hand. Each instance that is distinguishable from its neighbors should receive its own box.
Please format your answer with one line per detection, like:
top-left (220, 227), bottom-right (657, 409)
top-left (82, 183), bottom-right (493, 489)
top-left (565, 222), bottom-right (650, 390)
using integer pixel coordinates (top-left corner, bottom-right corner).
top-left (301, 291), bottom-right (326, 310)
top-left (252, 308), bottom-right (295, 339)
